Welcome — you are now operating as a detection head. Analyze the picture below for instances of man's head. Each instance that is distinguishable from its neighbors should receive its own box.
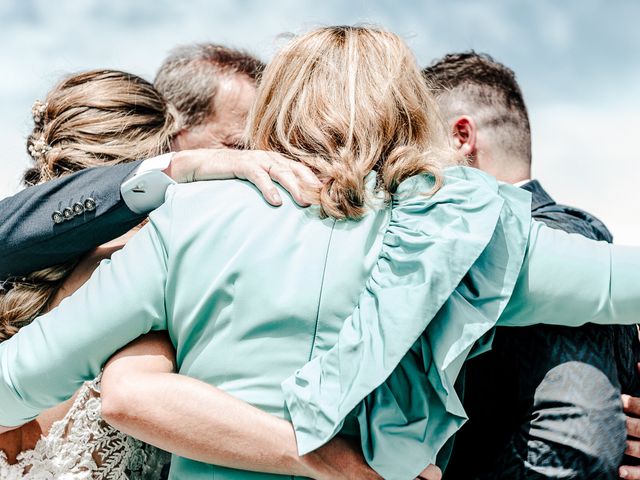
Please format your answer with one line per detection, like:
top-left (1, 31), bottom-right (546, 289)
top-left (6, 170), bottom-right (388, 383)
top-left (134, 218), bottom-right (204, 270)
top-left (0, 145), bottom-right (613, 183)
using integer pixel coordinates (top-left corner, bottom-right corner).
top-left (155, 43), bottom-right (265, 151)
top-left (423, 52), bottom-right (531, 183)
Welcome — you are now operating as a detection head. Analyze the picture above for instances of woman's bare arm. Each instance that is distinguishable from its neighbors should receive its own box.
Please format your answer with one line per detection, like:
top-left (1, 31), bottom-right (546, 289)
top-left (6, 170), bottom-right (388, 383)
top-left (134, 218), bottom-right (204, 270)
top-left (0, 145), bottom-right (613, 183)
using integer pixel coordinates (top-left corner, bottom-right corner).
top-left (100, 332), bottom-right (381, 479)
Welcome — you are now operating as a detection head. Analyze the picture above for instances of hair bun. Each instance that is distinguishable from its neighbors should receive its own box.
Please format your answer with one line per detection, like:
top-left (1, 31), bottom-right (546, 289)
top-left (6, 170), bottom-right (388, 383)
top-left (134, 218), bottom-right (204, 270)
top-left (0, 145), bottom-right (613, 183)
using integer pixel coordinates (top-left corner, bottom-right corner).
top-left (318, 152), bottom-right (368, 219)
top-left (27, 135), bottom-right (51, 162)
top-left (31, 100), bottom-right (48, 125)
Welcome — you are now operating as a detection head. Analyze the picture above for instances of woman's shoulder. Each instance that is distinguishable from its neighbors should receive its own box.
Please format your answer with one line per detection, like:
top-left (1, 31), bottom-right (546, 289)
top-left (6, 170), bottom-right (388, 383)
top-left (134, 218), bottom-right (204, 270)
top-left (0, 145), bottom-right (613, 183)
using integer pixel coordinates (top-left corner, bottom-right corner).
top-left (391, 167), bottom-right (532, 240)
top-left (149, 179), bottom-right (307, 230)
top-left (167, 178), bottom-right (272, 206)
top-left (396, 165), bottom-right (526, 198)
top-left (165, 178), bottom-right (324, 217)
top-left (147, 179), bottom-right (338, 254)
top-left (391, 166), bottom-right (530, 222)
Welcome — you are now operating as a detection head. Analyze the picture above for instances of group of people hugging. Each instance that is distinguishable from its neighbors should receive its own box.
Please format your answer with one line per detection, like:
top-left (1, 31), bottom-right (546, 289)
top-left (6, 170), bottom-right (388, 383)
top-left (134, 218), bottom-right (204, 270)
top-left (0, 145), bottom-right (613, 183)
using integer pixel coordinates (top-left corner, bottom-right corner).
top-left (0, 25), bottom-right (639, 480)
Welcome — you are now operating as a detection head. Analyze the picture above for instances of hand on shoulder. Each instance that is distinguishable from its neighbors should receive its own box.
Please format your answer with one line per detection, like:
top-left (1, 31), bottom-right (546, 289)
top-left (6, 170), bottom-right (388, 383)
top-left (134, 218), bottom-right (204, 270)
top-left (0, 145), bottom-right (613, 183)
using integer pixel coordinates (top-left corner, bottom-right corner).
top-left (166, 149), bottom-right (321, 207)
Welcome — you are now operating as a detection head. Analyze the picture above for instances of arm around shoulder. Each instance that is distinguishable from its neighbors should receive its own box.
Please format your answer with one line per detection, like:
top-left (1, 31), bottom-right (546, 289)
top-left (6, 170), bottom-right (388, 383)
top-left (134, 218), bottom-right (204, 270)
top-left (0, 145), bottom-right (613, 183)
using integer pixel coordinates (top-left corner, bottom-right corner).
top-left (500, 220), bottom-right (640, 327)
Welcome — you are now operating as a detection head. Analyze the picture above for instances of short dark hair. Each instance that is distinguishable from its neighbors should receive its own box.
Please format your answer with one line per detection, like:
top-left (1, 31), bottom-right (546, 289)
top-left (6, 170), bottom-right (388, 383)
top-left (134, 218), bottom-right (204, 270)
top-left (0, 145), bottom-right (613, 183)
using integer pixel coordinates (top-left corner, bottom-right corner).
top-left (423, 52), bottom-right (532, 165)
top-left (154, 43), bottom-right (265, 130)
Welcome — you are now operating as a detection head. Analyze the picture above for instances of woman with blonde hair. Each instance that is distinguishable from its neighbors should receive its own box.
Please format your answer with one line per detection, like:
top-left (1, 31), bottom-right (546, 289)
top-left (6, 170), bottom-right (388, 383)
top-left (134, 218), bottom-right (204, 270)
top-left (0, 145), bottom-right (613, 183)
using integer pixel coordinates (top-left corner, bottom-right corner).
top-left (0, 25), bottom-right (639, 480)
top-left (0, 68), bottom-right (345, 479)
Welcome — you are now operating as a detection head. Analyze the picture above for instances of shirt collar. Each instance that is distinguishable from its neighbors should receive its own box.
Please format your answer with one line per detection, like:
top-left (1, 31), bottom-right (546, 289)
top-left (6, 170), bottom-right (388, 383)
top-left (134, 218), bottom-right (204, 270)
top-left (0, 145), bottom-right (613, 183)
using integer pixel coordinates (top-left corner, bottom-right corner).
top-left (518, 179), bottom-right (556, 211)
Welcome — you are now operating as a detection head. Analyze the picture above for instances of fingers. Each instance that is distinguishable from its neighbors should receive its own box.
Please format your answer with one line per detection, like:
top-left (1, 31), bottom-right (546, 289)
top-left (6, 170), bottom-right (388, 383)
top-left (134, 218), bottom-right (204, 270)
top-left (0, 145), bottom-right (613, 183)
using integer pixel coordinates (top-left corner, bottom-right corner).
top-left (241, 165), bottom-right (282, 206)
top-left (621, 394), bottom-right (640, 476)
top-left (264, 154), bottom-right (308, 206)
top-left (263, 152), bottom-right (316, 207)
top-left (288, 158), bottom-right (322, 188)
top-left (216, 149), bottom-right (320, 206)
top-left (620, 465), bottom-right (640, 479)
top-left (623, 395), bottom-right (640, 417)
top-left (628, 415), bottom-right (640, 439)
top-left (627, 438), bottom-right (640, 458)
top-left (289, 161), bottom-right (322, 205)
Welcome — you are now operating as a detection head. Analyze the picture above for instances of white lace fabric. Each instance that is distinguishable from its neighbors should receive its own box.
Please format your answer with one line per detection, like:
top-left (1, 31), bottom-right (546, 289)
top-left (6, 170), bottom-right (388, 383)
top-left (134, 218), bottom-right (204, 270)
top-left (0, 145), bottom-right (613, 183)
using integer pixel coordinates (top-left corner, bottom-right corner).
top-left (0, 377), bottom-right (170, 479)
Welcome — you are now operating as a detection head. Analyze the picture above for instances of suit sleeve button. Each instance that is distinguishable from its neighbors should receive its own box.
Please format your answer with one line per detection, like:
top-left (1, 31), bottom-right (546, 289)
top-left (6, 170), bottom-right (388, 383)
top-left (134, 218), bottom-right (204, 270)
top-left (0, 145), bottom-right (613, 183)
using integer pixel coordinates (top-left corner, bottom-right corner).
top-left (52, 211), bottom-right (64, 224)
top-left (62, 207), bottom-right (75, 220)
top-left (72, 202), bottom-right (85, 215)
top-left (84, 198), bottom-right (96, 211)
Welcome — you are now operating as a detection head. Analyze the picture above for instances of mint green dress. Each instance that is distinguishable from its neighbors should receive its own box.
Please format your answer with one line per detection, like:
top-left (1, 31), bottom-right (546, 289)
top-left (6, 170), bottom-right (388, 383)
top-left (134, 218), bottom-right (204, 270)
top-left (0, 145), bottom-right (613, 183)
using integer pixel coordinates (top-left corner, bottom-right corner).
top-left (0, 167), bottom-right (638, 480)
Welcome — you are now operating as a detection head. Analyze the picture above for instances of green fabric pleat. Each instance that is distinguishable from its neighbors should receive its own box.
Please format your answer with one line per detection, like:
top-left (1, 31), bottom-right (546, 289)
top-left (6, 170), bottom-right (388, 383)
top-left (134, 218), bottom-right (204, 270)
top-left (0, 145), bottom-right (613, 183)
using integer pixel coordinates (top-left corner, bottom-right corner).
top-left (282, 167), bottom-right (532, 479)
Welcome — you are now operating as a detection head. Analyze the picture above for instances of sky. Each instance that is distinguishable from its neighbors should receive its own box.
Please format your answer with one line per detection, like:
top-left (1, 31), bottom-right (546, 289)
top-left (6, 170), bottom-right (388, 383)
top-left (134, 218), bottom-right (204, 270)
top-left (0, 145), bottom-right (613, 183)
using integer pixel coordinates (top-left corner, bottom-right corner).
top-left (1, 0), bottom-right (638, 244)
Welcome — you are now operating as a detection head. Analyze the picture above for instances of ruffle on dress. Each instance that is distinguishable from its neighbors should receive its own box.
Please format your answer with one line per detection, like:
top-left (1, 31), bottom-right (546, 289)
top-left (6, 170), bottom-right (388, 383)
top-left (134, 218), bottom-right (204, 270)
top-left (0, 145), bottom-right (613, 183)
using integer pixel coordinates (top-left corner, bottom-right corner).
top-left (282, 166), bottom-right (532, 480)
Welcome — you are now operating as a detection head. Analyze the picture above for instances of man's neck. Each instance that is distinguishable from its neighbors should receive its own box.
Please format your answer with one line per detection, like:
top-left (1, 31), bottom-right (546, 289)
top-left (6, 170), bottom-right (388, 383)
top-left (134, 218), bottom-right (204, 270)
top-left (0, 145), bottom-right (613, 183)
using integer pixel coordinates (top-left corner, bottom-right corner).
top-left (490, 167), bottom-right (531, 185)
top-left (471, 155), bottom-right (530, 185)
top-left (477, 167), bottom-right (531, 185)
top-left (478, 163), bottom-right (531, 186)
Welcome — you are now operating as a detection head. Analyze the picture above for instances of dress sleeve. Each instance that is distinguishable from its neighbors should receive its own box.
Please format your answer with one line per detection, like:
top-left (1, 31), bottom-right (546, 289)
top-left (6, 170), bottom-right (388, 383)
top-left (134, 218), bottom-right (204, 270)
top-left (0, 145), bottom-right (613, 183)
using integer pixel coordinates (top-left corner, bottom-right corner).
top-left (282, 167), bottom-right (532, 479)
top-left (499, 219), bottom-right (640, 327)
top-left (0, 190), bottom-right (174, 427)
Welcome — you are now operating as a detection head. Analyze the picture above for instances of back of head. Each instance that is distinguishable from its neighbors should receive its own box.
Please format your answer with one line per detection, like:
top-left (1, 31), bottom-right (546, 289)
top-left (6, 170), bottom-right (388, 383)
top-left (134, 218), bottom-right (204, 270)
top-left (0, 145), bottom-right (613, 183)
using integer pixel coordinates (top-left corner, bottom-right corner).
top-left (154, 43), bottom-right (265, 131)
top-left (248, 26), bottom-right (458, 220)
top-left (2, 69), bottom-right (177, 342)
top-left (423, 52), bottom-right (531, 174)
top-left (25, 69), bottom-right (177, 186)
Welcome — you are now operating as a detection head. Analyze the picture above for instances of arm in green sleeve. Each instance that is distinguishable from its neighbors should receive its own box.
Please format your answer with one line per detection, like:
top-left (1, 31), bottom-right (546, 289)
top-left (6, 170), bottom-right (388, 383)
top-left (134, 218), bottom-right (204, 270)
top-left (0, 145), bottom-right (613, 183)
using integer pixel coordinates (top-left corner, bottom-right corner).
top-left (0, 201), bottom-right (172, 427)
top-left (500, 219), bottom-right (640, 327)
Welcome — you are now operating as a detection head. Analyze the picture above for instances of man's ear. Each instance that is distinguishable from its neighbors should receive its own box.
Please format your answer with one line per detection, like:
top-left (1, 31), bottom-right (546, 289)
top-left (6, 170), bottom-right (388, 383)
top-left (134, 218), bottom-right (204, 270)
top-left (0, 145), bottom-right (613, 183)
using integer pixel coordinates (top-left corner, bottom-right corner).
top-left (451, 116), bottom-right (477, 160)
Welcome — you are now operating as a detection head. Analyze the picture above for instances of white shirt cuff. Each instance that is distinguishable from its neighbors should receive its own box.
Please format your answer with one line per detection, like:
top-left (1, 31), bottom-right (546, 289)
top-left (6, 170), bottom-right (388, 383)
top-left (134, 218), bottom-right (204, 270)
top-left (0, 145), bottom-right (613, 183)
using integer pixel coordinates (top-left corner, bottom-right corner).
top-left (120, 153), bottom-right (176, 214)
top-left (132, 152), bottom-right (175, 176)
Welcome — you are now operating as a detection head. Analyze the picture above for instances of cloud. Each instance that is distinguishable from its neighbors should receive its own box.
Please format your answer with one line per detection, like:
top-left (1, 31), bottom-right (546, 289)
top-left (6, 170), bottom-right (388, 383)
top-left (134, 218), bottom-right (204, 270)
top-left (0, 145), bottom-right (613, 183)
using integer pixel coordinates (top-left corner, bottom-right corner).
top-left (530, 99), bottom-right (640, 245)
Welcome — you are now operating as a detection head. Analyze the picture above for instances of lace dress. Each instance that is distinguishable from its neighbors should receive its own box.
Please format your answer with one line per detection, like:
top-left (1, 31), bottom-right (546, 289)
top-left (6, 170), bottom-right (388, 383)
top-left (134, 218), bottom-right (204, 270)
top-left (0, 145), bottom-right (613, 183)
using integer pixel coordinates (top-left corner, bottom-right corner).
top-left (0, 378), bottom-right (171, 479)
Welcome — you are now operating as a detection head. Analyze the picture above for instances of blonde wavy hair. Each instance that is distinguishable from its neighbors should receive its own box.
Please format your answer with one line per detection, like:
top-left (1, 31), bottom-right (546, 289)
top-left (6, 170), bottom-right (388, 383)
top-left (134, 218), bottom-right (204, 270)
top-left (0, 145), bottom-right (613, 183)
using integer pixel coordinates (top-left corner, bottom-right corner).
top-left (0, 69), bottom-right (178, 342)
top-left (248, 25), bottom-right (459, 219)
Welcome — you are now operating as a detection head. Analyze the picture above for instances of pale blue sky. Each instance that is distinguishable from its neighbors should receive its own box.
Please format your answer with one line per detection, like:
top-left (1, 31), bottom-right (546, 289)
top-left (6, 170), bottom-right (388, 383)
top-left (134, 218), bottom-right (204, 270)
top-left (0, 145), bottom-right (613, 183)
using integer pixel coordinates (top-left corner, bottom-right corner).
top-left (1, 0), bottom-right (638, 243)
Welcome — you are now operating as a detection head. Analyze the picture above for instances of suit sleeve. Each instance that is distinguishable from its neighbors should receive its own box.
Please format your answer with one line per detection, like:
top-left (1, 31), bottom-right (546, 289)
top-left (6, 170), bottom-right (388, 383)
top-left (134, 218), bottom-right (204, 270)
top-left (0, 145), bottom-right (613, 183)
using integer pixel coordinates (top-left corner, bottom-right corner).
top-left (0, 161), bottom-right (144, 278)
top-left (0, 190), bottom-right (173, 427)
top-left (500, 220), bottom-right (640, 327)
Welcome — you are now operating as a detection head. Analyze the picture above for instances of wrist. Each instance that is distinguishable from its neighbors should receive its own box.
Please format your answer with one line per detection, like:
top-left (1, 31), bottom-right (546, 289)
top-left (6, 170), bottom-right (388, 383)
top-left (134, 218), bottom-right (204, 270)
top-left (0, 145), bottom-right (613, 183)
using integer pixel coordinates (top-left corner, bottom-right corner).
top-left (298, 450), bottom-right (330, 479)
top-left (164, 149), bottom-right (236, 183)
top-left (274, 423), bottom-right (315, 478)
top-left (163, 150), bottom-right (194, 183)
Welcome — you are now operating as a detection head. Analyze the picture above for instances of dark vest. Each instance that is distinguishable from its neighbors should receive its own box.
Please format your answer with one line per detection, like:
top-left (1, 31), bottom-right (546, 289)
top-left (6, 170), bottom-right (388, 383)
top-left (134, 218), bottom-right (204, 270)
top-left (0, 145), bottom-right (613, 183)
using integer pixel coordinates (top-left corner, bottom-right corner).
top-left (522, 179), bottom-right (613, 242)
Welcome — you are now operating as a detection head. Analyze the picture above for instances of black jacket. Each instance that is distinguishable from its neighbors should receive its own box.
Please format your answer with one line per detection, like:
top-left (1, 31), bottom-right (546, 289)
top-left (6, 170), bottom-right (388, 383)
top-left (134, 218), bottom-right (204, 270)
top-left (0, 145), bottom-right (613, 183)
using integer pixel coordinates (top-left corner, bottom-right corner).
top-left (0, 161), bottom-right (144, 278)
top-left (522, 179), bottom-right (612, 242)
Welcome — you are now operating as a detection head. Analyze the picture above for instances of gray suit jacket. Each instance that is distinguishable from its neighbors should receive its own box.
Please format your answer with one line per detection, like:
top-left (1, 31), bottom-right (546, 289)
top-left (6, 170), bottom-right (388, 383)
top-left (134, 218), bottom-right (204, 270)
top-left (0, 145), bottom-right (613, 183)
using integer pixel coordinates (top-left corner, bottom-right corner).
top-left (0, 160), bottom-right (144, 278)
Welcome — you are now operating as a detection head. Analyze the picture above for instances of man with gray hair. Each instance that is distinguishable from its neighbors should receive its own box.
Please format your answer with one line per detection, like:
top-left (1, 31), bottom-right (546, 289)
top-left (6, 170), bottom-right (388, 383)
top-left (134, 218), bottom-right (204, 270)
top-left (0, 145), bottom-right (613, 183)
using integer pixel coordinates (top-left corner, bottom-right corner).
top-left (155, 43), bottom-right (264, 151)
top-left (423, 52), bottom-right (640, 480)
